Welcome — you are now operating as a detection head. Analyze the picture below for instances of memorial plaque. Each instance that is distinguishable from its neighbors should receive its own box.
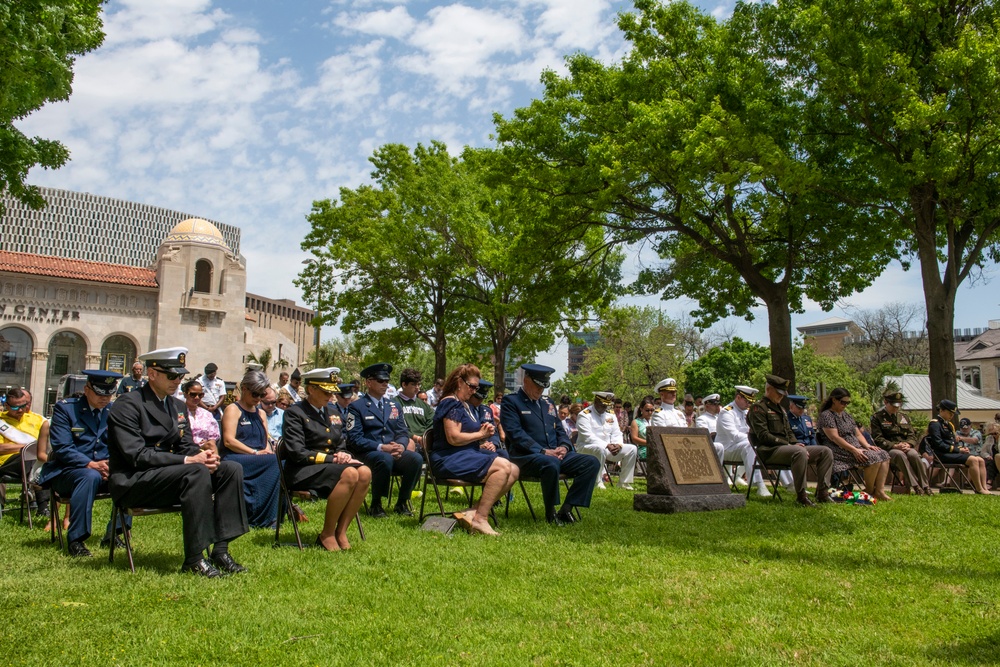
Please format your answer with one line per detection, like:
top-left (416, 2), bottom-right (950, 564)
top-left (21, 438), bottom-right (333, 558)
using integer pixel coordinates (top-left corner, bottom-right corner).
top-left (660, 431), bottom-right (724, 485)
top-left (106, 353), bottom-right (127, 374)
top-left (634, 425), bottom-right (745, 514)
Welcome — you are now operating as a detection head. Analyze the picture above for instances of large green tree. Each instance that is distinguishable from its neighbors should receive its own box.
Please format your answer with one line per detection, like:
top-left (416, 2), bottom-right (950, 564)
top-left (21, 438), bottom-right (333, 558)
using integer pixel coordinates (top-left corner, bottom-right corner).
top-left (456, 148), bottom-right (624, 385)
top-left (0, 0), bottom-right (104, 213)
top-left (779, 0), bottom-right (1000, 410)
top-left (299, 142), bottom-right (477, 379)
top-left (493, 0), bottom-right (896, 387)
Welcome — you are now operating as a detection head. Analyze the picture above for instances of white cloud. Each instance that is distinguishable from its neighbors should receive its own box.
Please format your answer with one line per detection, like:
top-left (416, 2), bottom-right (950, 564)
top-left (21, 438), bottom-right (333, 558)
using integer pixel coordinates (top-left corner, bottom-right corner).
top-left (334, 6), bottom-right (417, 39)
top-left (519, 0), bottom-right (616, 50)
top-left (297, 40), bottom-right (384, 113)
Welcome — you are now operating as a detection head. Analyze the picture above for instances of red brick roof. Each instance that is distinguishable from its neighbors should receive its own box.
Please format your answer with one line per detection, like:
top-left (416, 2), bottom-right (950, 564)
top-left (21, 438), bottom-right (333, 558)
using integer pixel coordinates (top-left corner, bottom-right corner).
top-left (0, 250), bottom-right (158, 288)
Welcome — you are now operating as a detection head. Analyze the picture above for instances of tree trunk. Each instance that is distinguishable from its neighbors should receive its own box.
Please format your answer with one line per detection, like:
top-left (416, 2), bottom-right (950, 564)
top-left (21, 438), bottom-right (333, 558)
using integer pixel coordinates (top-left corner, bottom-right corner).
top-left (433, 329), bottom-right (448, 381)
top-left (762, 286), bottom-right (796, 390)
top-left (493, 340), bottom-right (507, 396)
top-left (913, 185), bottom-right (957, 412)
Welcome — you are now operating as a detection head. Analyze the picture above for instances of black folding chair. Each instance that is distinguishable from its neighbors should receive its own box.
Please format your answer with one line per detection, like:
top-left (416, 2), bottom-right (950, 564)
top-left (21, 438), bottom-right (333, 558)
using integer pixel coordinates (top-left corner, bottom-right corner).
top-left (49, 486), bottom-right (113, 551)
top-left (923, 438), bottom-right (973, 492)
top-left (273, 439), bottom-right (365, 550)
top-left (417, 429), bottom-right (497, 527)
top-left (746, 434), bottom-right (797, 502)
top-left (0, 441), bottom-right (39, 527)
top-left (108, 503), bottom-right (183, 572)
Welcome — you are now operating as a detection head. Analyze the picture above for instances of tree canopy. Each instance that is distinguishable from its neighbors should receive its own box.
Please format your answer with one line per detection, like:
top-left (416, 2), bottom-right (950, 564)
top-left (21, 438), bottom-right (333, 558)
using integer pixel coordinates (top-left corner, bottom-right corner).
top-left (0, 0), bottom-right (104, 213)
top-left (683, 338), bottom-right (771, 400)
top-left (780, 0), bottom-right (1000, 408)
top-left (492, 0), bottom-right (897, 387)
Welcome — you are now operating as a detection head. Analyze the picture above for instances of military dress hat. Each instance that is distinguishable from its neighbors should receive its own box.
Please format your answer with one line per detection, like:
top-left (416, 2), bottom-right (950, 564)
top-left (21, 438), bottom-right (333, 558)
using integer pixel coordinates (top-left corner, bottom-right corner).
top-left (765, 374), bottom-right (789, 395)
top-left (882, 390), bottom-right (904, 406)
top-left (788, 395), bottom-right (808, 408)
top-left (521, 363), bottom-right (555, 388)
top-left (475, 379), bottom-right (494, 400)
top-left (82, 369), bottom-right (123, 396)
top-left (703, 393), bottom-right (721, 404)
top-left (336, 382), bottom-right (356, 397)
top-left (655, 378), bottom-right (679, 392)
top-left (594, 390), bottom-right (615, 406)
top-left (290, 368), bottom-right (302, 380)
top-left (939, 399), bottom-right (958, 412)
top-left (735, 385), bottom-right (758, 401)
top-left (301, 367), bottom-right (342, 392)
top-left (138, 347), bottom-right (189, 374)
top-left (360, 362), bottom-right (392, 381)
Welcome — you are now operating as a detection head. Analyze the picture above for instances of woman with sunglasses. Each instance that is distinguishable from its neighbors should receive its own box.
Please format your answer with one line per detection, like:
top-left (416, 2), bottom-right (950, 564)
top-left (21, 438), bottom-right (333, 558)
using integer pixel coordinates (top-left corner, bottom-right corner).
top-left (181, 379), bottom-right (219, 455)
top-left (818, 387), bottom-right (891, 500)
top-left (430, 363), bottom-right (519, 536)
top-left (220, 370), bottom-right (281, 528)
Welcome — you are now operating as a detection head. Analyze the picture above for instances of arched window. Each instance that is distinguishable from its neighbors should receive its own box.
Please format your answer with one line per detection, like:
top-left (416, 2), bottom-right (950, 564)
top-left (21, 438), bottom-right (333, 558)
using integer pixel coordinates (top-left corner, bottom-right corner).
top-left (47, 331), bottom-right (87, 381)
top-left (101, 335), bottom-right (137, 374)
top-left (0, 326), bottom-right (33, 389)
top-left (194, 259), bottom-right (213, 293)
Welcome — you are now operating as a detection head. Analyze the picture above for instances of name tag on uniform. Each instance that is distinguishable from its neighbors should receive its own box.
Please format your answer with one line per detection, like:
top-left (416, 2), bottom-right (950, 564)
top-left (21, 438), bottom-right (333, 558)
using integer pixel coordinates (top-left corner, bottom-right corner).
top-left (71, 427), bottom-right (85, 433)
top-left (365, 415), bottom-right (375, 420)
top-left (521, 411), bottom-right (531, 415)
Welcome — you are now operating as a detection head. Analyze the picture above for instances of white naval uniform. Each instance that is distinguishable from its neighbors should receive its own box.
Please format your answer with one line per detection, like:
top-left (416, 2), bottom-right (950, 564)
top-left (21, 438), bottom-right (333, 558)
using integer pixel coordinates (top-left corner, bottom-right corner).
top-left (716, 401), bottom-right (791, 487)
top-left (650, 404), bottom-right (687, 428)
top-left (575, 406), bottom-right (638, 487)
top-left (694, 411), bottom-right (725, 467)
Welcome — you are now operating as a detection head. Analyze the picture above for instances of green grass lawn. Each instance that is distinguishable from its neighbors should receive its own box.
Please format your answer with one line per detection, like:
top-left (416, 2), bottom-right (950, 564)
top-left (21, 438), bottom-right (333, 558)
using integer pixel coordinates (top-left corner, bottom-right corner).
top-left (2, 482), bottom-right (997, 666)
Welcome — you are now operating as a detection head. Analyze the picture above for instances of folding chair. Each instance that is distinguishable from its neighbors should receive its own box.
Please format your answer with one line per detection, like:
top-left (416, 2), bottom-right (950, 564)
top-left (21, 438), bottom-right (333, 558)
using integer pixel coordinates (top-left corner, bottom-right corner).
top-left (721, 453), bottom-right (744, 492)
top-left (108, 503), bottom-right (182, 572)
top-left (273, 439), bottom-right (365, 550)
top-left (927, 447), bottom-right (973, 493)
top-left (49, 486), bottom-right (113, 551)
top-left (417, 429), bottom-right (497, 527)
top-left (1, 441), bottom-right (39, 527)
top-left (746, 435), bottom-right (794, 502)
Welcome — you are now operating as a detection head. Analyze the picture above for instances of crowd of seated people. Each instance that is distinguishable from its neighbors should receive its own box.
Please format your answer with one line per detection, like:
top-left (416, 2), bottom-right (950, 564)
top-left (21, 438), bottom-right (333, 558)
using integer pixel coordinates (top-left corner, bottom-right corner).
top-left (5, 349), bottom-right (1000, 579)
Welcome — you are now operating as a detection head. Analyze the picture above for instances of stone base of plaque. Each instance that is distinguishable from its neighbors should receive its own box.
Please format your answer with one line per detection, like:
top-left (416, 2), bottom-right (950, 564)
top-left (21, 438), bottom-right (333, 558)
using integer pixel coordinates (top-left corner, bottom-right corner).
top-left (634, 492), bottom-right (746, 514)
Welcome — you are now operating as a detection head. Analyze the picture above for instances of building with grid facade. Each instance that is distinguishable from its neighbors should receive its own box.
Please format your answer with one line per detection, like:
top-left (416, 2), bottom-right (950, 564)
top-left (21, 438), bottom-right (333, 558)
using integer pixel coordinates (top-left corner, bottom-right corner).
top-left (1, 187), bottom-right (241, 267)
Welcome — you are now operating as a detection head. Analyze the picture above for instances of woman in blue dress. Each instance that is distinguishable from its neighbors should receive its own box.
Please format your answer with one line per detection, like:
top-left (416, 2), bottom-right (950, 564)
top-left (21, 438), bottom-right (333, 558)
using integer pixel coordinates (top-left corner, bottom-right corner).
top-left (432, 363), bottom-right (519, 536)
top-left (220, 370), bottom-right (281, 528)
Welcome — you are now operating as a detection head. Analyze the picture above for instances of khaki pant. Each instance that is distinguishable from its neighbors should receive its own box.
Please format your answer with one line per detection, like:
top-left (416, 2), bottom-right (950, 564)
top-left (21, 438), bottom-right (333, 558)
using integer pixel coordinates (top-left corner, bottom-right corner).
top-left (887, 447), bottom-right (929, 489)
top-left (758, 444), bottom-right (833, 493)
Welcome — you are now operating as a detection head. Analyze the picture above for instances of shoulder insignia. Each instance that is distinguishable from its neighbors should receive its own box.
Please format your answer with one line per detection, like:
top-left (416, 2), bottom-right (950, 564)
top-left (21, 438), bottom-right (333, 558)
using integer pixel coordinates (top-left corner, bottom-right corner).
top-left (723, 405), bottom-right (733, 411)
top-left (345, 413), bottom-right (355, 431)
top-left (654, 407), bottom-right (662, 413)
top-left (581, 408), bottom-right (591, 415)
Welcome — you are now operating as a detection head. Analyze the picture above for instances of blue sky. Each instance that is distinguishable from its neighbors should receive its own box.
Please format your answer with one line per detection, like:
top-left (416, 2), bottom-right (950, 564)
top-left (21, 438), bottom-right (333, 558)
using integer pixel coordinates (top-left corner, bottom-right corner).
top-left (20, 0), bottom-right (999, 379)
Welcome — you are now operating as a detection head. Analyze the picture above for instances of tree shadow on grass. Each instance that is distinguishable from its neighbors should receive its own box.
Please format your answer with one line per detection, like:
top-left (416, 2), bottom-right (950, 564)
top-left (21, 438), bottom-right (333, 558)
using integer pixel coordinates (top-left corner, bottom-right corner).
top-left (925, 632), bottom-right (1000, 664)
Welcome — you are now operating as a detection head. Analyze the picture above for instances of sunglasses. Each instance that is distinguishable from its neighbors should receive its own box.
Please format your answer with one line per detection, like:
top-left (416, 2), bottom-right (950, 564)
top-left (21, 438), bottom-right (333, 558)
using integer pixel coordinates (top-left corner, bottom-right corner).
top-left (464, 379), bottom-right (480, 391)
top-left (6, 403), bottom-right (29, 412)
top-left (684, 401), bottom-right (694, 406)
top-left (161, 371), bottom-right (184, 381)
top-left (642, 407), bottom-right (654, 413)
top-left (370, 378), bottom-right (389, 384)
top-left (186, 392), bottom-right (204, 398)
top-left (839, 398), bottom-right (852, 406)
top-left (250, 390), bottom-right (267, 398)
top-left (261, 399), bottom-right (277, 406)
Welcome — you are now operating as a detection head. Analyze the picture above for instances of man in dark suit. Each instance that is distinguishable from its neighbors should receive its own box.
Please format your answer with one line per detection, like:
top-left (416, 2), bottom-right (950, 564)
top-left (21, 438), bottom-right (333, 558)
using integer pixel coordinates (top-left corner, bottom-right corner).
top-left (38, 370), bottom-right (125, 557)
top-left (500, 363), bottom-right (600, 525)
top-left (345, 362), bottom-right (420, 518)
top-left (107, 347), bottom-right (249, 577)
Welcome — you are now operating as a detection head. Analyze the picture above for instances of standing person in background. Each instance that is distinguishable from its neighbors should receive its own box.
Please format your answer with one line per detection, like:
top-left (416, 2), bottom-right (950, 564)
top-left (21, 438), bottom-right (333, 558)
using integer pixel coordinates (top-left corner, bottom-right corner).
top-left (200, 363), bottom-right (226, 419)
top-left (287, 369), bottom-right (304, 402)
top-left (116, 362), bottom-right (146, 395)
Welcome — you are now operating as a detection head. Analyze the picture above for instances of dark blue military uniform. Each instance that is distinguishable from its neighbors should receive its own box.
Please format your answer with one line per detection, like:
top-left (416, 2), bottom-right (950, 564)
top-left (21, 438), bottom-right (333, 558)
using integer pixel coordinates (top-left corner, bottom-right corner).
top-left (500, 387), bottom-right (599, 518)
top-left (345, 392), bottom-right (420, 512)
top-left (38, 396), bottom-right (127, 543)
top-left (786, 411), bottom-right (817, 447)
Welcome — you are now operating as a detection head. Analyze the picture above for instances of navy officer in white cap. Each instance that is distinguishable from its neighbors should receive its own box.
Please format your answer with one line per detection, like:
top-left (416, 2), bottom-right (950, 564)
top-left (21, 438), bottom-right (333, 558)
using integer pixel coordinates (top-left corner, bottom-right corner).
top-left (108, 347), bottom-right (249, 577)
top-left (345, 362), bottom-right (422, 518)
top-left (500, 363), bottom-right (601, 525)
top-left (651, 378), bottom-right (687, 428)
top-left (38, 370), bottom-right (126, 557)
top-left (576, 391), bottom-right (638, 490)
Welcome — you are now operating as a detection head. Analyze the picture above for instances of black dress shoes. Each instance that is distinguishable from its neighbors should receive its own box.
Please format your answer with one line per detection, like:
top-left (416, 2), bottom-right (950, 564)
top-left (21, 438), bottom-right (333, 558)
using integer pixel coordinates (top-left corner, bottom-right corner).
top-left (68, 540), bottom-right (93, 558)
top-left (181, 558), bottom-right (223, 578)
top-left (796, 490), bottom-right (817, 507)
top-left (210, 553), bottom-right (247, 574)
top-left (369, 506), bottom-right (388, 518)
top-left (556, 507), bottom-right (576, 524)
top-left (100, 535), bottom-right (127, 550)
top-left (393, 505), bottom-right (414, 517)
top-left (545, 510), bottom-right (565, 527)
